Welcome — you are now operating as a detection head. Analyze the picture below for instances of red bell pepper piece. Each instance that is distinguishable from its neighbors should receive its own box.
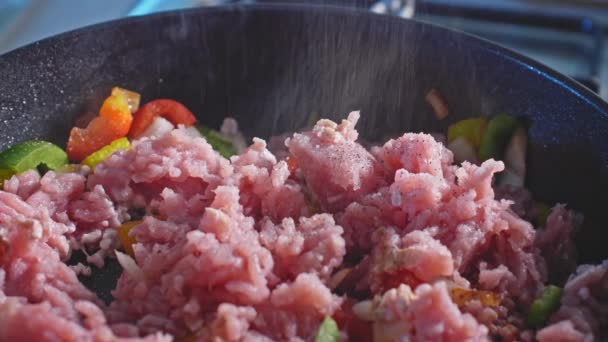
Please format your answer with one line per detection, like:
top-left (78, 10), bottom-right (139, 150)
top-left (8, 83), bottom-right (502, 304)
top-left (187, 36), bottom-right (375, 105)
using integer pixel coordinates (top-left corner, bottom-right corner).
top-left (128, 99), bottom-right (196, 139)
top-left (332, 299), bottom-right (373, 342)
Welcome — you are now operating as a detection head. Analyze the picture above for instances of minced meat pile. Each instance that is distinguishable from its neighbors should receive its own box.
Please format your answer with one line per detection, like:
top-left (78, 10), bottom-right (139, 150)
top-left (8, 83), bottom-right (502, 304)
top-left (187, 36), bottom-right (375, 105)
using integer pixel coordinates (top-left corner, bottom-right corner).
top-left (0, 112), bottom-right (606, 341)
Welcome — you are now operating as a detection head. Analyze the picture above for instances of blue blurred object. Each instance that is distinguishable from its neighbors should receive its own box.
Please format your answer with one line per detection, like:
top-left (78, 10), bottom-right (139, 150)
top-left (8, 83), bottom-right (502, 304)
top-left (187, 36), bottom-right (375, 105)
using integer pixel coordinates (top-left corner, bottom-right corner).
top-left (0, 0), bottom-right (232, 54)
top-left (0, 0), bottom-right (29, 30)
top-left (128, 0), bottom-right (210, 16)
top-left (0, 0), bottom-right (136, 54)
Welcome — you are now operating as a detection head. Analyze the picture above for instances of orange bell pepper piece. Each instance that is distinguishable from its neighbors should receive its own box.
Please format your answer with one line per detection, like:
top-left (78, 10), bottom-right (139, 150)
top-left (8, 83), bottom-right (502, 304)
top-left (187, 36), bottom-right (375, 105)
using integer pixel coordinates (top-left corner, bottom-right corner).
top-left (67, 87), bottom-right (135, 162)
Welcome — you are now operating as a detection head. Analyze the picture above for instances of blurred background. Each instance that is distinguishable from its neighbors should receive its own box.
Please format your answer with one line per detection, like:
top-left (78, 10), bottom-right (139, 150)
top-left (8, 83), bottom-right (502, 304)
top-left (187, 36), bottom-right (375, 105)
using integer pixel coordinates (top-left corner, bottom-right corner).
top-left (2, 0), bottom-right (608, 98)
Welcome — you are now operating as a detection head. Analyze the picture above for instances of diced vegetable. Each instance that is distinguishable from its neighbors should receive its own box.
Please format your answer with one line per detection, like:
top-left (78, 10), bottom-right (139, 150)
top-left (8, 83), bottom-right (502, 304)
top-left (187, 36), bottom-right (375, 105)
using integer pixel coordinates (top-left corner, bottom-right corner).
top-left (527, 285), bottom-right (562, 327)
top-left (183, 126), bottom-right (203, 139)
top-left (332, 300), bottom-right (373, 342)
top-left (115, 250), bottom-right (145, 282)
top-left (450, 287), bottom-right (501, 307)
top-left (430, 132), bottom-right (447, 145)
top-left (535, 202), bottom-right (551, 227)
top-left (0, 141), bottom-right (68, 183)
top-left (82, 137), bottom-right (131, 169)
top-left (314, 316), bottom-right (339, 342)
top-left (307, 111), bottom-right (320, 127)
top-left (379, 271), bottom-right (422, 293)
top-left (499, 126), bottom-right (527, 187)
top-left (67, 87), bottom-right (135, 161)
top-left (351, 300), bottom-right (374, 321)
top-left (55, 164), bottom-right (87, 174)
top-left (478, 114), bottom-right (518, 161)
top-left (426, 88), bottom-right (449, 120)
top-left (113, 87), bottom-right (141, 113)
top-left (177, 332), bottom-right (201, 342)
top-left (0, 170), bottom-right (12, 186)
top-left (447, 117), bottom-right (488, 148)
top-left (117, 220), bottom-right (141, 256)
top-left (0, 169), bottom-right (14, 186)
top-left (197, 125), bottom-right (237, 158)
top-left (128, 99), bottom-right (196, 139)
top-left (220, 118), bottom-right (247, 153)
top-left (447, 137), bottom-right (478, 164)
top-left (329, 268), bottom-right (352, 290)
top-left (499, 168), bottom-right (523, 188)
top-left (136, 116), bottom-right (175, 139)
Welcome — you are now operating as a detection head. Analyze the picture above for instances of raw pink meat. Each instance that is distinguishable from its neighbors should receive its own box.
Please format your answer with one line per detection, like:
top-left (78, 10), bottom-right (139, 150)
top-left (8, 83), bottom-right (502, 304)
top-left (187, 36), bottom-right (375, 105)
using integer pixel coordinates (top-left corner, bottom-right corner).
top-left (260, 214), bottom-right (345, 281)
top-left (88, 128), bottom-right (232, 213)
top-left (337, 186), bottom-right (405, 253)
top-left (537, 321), bottom-right (584, 342)
top-left (538, 262), bottom-right (608, 341)
top-left (230, 137), bottom-right (309, 221)
top-left (377, 132), bottom-right (453, 178)
top-left (109, 185), bottom-right (274, 336)
top-left (369, 228), bottom-right (454, 293)
top-left (535, 205), bottom-right (582, 283)
top-left (370, 283), bottom-right (489, 341)
top-left (69, 184), bottom-right (120, 232)
top-left (6, 170), bottom-right (86, 225)
top-left (251, 273), bottom-right (342, 341)
top-left (197, 273), bottom-right (342, 341)
top-left (494, 185), bottom-right (535, 222)
top-left (354, 131), bottom-right (545, 305)
top-left (409, 283), bottom-right (489, 341)
top-left (0, 113), bottom-right (602, 340)
top-left (286, 112), bottom-right (385, 211)
top-left (3, 169), bottom-right (41, 199)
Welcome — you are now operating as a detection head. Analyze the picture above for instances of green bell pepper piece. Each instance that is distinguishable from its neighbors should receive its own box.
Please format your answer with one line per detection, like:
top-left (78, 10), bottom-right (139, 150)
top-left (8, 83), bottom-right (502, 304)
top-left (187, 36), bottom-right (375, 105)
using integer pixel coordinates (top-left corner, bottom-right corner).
top-left (527, 285), bottom-right (563, 327)
top-left (0, 140), bottom-right (68, 180)
top-left (197, 125), bottom-right (237, 159)
top-left (478, 114), bottom-right (518, 161)
top-left (314, 316), bottom-right (339, 342)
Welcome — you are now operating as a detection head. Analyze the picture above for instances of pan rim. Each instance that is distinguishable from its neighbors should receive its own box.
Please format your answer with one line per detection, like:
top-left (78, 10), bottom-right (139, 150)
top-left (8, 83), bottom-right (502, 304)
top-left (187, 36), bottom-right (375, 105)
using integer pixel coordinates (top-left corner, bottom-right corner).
top-left (1, 3), bottom-right (607, 116)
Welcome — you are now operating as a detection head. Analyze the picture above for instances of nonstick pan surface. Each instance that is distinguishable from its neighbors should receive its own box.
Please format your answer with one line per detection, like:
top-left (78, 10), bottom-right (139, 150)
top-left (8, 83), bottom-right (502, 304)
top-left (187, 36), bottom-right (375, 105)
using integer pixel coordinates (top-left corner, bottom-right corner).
top-left (0, 4), bottom-right (607, 302)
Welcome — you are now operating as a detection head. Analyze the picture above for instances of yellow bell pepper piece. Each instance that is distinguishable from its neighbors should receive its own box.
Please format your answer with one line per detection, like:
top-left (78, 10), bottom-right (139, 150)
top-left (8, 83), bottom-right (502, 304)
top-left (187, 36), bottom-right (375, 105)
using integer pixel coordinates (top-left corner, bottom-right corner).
top-left (117, 220), bottom-right (141, 256)
top-left (447, 117), bottom-right (488, 148)
top-left (112, 87), bottom-right (141, 113)
top-left (0, 169), bottom-right (14, 187)
top-left (82, 137), bottom-right (130, 169)
top-left (535, 202), bottom-right (551, 227)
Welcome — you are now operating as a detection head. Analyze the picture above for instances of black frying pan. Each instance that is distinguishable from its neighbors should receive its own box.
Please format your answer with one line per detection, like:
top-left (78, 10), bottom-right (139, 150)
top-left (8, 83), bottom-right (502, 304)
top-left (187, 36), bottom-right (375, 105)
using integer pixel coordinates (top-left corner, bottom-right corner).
top-left (1, 4), bottom-right (607, 302)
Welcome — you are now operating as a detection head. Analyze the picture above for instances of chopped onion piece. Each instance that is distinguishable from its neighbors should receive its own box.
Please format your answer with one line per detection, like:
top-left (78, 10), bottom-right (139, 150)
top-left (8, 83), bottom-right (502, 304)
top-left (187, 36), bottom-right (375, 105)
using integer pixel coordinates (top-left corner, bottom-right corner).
top-left (115, 250), bottom-right (145, 282)
top-left (425, 88), bottom-right (449, 120)
top-left (136, 116), bottom-right (175, 140)
top-left (503, 127), bottom-right (527, 181)
top-left (183, 126), bottom-right (203, 138)
top-left (220, 117), bottom-right (247, 153)
top-left (447, 137), bottom-right (477, 164)
top-left (328, 268), bottom-right (352, 290)
top-left (352, 300), bottom-right (374, 321)
top-left (499, 126), bottom-right (527, 187)
top-left (499, 168), bottom-right (524, 188)
top-left (430, 132), bottom-right (447, 144)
